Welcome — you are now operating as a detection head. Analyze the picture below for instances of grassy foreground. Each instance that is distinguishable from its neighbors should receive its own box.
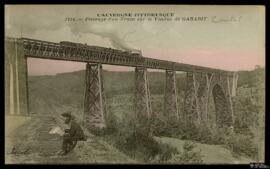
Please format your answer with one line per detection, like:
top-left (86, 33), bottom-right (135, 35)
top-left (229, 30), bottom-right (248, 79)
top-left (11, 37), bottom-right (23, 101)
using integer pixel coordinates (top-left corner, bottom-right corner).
top-left (5, 115), bottom-right (136, 164)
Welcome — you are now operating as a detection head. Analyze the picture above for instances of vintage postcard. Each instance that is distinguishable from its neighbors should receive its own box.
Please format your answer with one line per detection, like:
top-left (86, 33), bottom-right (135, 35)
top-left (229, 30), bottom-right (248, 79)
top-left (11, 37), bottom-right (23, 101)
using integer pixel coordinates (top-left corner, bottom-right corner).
top-left (5, 5), bottom-right (265, 164)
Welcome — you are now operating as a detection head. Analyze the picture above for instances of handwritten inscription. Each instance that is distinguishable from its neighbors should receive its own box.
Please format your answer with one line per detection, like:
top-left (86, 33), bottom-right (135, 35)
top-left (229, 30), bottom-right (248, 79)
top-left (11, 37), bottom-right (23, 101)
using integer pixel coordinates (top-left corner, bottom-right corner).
top-left (211, 16), bottom-right (242, 23)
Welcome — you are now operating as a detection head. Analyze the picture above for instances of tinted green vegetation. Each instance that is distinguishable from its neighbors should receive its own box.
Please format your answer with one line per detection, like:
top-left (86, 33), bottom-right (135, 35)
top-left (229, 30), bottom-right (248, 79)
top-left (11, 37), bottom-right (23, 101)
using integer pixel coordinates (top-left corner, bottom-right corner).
top-left (27, 66), bottom-right (264, 163)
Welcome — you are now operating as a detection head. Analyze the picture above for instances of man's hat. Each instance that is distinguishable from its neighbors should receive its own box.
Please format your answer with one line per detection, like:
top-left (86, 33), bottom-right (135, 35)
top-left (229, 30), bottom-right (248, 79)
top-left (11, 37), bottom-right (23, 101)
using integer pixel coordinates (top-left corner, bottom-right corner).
top-left (61, 112), bottom-right (72, 118)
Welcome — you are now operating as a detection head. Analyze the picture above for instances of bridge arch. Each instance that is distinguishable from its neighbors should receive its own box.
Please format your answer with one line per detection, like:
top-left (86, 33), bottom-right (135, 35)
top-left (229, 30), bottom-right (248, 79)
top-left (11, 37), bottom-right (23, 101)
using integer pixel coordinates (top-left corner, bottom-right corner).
top-left (210, 83), bottom-right (233, 128)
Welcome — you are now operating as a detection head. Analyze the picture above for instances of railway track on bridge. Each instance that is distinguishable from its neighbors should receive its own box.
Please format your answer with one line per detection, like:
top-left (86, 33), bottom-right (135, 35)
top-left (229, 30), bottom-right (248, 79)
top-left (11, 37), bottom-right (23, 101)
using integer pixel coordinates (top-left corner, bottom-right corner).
top-left (6, 37), bottom-right (234, 76)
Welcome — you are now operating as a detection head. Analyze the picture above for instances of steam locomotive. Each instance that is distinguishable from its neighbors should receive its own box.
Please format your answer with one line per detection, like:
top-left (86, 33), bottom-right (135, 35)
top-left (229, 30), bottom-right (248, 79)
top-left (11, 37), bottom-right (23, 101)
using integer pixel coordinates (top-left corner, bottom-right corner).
top-left (59, 41), bottom-right (142, 56)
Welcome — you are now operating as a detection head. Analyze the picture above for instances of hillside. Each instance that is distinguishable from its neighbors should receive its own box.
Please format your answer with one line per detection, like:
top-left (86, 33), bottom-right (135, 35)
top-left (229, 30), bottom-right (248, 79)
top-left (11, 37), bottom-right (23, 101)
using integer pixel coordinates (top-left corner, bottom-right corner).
top-left (28, 70), bottom-right (186, 118)
top-left (6, 67), bottom-right (265, 164)
top-left (27, 68), bottom-right (264, 123)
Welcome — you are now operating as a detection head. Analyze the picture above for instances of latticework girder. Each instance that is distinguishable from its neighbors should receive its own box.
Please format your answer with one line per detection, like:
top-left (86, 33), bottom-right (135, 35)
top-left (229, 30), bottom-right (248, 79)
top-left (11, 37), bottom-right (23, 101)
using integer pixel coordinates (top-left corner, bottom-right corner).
top-left (134, 67), bottom-right (152, 132)
top-left (19, 37), bottom-right (234, 75)
top-left (84, 63), bottom-right (106, 129)
top-left (164, 70), bottom-right (179, 120)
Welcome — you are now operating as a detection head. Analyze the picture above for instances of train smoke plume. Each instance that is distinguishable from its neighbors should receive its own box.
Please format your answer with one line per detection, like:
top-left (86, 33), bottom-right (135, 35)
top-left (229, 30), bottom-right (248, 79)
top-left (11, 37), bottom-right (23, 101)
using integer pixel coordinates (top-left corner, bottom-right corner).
top-left (69, 23), bottom-right (142, 54)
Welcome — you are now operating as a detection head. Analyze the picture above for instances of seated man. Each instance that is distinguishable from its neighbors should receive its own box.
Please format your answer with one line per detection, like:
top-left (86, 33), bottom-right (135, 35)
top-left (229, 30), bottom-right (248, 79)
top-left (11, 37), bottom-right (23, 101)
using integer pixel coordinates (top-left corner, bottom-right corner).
top-left (58, 112), bottom-right (86, 155)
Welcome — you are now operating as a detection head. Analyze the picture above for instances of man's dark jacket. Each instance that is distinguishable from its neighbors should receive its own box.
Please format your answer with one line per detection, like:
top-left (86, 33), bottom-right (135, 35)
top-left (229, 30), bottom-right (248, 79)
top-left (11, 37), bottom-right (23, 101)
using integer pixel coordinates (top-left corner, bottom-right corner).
top-left (68, 121), bottom-right (86, 141)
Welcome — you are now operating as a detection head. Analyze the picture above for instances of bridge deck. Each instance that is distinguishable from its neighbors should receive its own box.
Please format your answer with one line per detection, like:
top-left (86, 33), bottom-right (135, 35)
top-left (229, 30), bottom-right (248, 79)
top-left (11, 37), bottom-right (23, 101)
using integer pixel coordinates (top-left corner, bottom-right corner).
top-left (5, 37), bottom-right (234, 76)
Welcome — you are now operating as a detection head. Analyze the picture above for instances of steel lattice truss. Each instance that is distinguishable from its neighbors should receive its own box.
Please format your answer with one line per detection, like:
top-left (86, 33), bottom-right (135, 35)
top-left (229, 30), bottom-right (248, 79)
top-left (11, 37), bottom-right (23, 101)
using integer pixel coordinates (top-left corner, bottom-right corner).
top-left (164, 70), bottom-right (179, 120)
top-left (20, 37), bottom-right (234, 76)
top-left (184, 72), bottom-right (200, 123)
top-left (84, 63), bottom-right (106, 129)
top-left (134, 67), bottom-right (152, 125)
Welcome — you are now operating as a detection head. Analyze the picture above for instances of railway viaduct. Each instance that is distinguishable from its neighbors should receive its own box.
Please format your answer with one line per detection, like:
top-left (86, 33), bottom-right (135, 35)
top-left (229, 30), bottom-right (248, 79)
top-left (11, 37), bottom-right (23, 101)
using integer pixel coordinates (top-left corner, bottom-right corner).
top-left (5, 37), bottom-right (238, 132)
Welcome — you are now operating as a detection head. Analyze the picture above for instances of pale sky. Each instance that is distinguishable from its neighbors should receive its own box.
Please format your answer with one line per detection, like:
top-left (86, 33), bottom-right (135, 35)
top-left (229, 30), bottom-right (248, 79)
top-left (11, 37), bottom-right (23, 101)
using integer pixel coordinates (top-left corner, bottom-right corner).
top-left (5, 5), bottom-right (265, 75)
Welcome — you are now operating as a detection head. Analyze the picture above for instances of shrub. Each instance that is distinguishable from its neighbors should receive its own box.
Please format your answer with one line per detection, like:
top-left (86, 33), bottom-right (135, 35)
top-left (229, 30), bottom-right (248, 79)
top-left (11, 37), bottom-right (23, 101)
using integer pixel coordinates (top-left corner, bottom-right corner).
top-left (156, 143), bottom-right (179, 162)
top-left (177, 121), bottom-right (199, 140)
top-left (104, 110), bottom-right (119, 134)
top-left (87, 126), bottom-right (106, 136)
top-left (114, 127), bottom-right (179, 162)
top-left (194, 125), bottom-right (213, 144)
top-left (103, 112), bottom-right (180, 162)
top-left (208, 127), bottom-right (228, 145)
top-left (167, 141), bottom-right (203, 164)
top-left (226, 133), bottom-right (258, 159)
top-left (150, 115), bottom-right (180, 137)
top-left (150, 115), bottom-right (168, 136)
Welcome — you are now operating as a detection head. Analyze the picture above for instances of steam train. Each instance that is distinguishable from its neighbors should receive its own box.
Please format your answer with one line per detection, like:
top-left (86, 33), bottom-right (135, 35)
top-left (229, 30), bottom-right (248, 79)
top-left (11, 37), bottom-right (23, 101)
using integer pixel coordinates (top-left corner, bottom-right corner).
top-left (59, 41), bottom-right (142, 56)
